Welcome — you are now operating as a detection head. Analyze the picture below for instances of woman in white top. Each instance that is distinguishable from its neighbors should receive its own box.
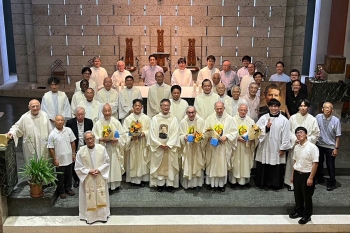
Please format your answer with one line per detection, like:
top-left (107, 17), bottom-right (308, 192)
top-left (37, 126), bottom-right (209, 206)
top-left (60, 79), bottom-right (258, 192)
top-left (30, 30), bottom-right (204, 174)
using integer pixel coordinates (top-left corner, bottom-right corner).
top-left (171, 57), bottom-right (193, 86)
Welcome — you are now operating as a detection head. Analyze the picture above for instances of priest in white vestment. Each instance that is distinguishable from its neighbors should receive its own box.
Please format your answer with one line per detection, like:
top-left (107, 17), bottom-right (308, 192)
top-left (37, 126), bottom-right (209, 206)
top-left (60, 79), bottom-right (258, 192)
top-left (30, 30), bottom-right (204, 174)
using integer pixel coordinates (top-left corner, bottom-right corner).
top-left (196, 55), bottom-right (220, 86)
top-left (284, 99), bottom-right (320, 190)
top-left (71, 79), bottom-right (89, 114)
top-left (255, 98), bottom-right (291, 190)
top-left (111, 61), bottom-right (131, 87)
top-left (217, 83), bottom-right (233, 116)
top-left (41, 77), bottom-right (71, 126)
top-left (242, 82), bottom-right (260, 122)
top-left (171, 57), bottom-right (193, 86)
top-left (123, 99), bottom-right (151, 186)
top-left (231, 85), bottom-right (249, 117)
top-left (78, 88), bottom-right (101, 123)
top-left (170, 85), bottom-right (189, 123)
top-left (194, 79), bottom-right (220, 120)
top-left (75, 67), bottom-right (97, 93)
top-left (96, 77), bottom-right (119, 120)
top-left (229, 103), bottom-right (255, 187)
top-left (147, 72), bottom-right (171, 118)
top-left (93, 104), bottom-right (126, 190)
top-left (179, 106), bottom-right (205, 190)
top-left (7, 99), bottom-right (52, 165)
top-left (204, 101), bottom-right (237, 192)
top-left (118, 75), bottom-right (142, 121)
top-left (75, 131), bottom-right (110, 224)
top-left (239, 63), bottom-right (255, 97)
top-left (148, 99), bottom-right (180, 192)
top-left (90, 57), bottom-right (108, 90)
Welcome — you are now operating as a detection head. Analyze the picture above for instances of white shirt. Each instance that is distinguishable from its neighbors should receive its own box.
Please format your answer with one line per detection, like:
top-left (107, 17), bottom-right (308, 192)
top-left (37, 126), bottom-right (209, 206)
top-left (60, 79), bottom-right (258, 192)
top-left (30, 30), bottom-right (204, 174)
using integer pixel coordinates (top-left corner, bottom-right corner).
top-left (293, 141), bottom-right (319, 173)
top-left (91, 67), bottom-right (108, 89)
top-left (47, 127), bottom-right (76, 166)
top-left (196, 66), bottom-right (220, 86)
top-left (111, 70), bottom-right (131, 85)
top-left (171, 68), bottom-right (193, 86)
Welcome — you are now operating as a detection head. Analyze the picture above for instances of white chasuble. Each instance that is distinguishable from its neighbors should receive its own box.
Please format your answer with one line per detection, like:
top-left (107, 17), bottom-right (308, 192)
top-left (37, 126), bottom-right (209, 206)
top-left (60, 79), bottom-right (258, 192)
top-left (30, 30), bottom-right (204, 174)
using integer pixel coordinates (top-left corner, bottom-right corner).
top-left (147, 84), bottom-right (171, 118)
top-left (123, 113), bottom-right (151, 184)
top-left (96, 88), bottom-right (119, 119)
top-left (9, 111), bottom-right (52, 165)
top-left (75, 144), bottom-right (110, 224)
top-left (93, 117), bottom-right (126, 190)
top-left (118, 87), bottom-right (142, 120)
top-left (179, 115), bottom-right (205, 189)
top-left (229, 114), bottom-right (255, 185)
top-left (194, 92), bottom-right (220, 120)
top-left (204, 112), bottom-right (237, 187)
top-left (78, 99), bottom-right (101, 123)
top-left (170, 98), bottom-right (189, 123)
top-left (41, 91), bottom-right (71, 121)
top-left (148, 113), bottom-right (180, 187)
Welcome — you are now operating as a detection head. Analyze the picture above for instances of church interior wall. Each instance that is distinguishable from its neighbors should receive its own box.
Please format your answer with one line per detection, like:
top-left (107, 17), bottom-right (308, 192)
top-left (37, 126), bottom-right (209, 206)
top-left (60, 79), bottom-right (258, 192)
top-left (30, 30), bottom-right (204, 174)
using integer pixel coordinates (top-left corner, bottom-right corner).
top-left (10, 0), bottom-right (308, 85)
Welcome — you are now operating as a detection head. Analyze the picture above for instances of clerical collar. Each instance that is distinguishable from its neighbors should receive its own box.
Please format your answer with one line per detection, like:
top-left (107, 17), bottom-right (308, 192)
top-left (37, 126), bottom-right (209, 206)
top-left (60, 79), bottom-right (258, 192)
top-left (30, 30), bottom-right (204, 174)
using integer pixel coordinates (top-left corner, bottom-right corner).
top-left (156, 83), bottom-right (165, 87)
top-left (269, 111), bottom-right (280, 117)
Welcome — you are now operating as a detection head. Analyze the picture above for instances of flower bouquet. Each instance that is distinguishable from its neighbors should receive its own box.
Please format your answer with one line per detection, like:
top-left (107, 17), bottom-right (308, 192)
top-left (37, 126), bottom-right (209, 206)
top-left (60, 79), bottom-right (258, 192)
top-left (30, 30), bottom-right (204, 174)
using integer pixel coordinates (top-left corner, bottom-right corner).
top-left (248, 124), bottom-right (261, 140)
top-left (129, 120), bottom-right (142, 143)
top-left (210, 124), bottom-right (224, 147)
top-left (238, 125), bottom-right (250, 147)
top-left (193, 131), bottom-right (203, 143)
top-left (187, 126), bottom-right (195, 142)
top-left (102, 125), bottom-right (113, 140)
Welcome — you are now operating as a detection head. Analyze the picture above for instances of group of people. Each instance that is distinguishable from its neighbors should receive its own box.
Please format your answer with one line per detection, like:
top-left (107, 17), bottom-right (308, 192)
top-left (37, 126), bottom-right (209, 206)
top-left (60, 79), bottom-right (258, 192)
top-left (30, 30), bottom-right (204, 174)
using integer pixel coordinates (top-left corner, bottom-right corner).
top-left (6, 55), bottom-right (342, 225)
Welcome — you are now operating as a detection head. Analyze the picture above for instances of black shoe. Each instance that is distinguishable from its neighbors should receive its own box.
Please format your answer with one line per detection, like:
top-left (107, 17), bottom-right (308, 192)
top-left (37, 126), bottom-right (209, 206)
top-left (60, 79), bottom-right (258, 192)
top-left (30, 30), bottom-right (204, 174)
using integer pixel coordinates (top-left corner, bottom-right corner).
top-left (140, 182), bottom-right (146, 187)
top-left (327, 186), bottom-right (335, 191)
top-left (206, 185), bottom-right (212, 190)
top-left (73, 181), bottom-right (79, 188)
top-left (219, 187), bottom-right (225, 192)
top-left (244, 183), bottom-right (251, 188)
top-left (289, 212), bottom-right (302, 219)
top-left (167, 186), bottom-right (173, 192)
top-left (298, 217), bottom-right (311, 224)
top-left (229, 183), bottom-right (237, 189)
top-left (195, 186), bottom-right (201, 192)
top-left (157, 186), bottom-right (164, 192)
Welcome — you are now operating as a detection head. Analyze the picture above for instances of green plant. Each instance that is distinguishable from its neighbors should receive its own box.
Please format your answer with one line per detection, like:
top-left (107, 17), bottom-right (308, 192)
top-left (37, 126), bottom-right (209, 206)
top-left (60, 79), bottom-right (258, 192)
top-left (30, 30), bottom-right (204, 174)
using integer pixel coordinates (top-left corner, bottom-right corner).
top-left (18, 136), bottom-right (60, 185)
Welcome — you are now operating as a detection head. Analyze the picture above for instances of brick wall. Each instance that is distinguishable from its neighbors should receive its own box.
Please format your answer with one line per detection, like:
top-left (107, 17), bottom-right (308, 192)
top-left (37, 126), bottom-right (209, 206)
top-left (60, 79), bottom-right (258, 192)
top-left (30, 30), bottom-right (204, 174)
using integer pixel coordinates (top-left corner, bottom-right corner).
top-left (11, 0), bottom-right (307, 84)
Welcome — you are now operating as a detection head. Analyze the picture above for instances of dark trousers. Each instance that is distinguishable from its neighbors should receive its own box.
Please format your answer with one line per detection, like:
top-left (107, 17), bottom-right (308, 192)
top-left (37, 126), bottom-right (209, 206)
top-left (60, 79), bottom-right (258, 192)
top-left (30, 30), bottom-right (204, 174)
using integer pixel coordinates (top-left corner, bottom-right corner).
top-left (56, 163), bottom-right (73, 194)
top-left (255, 162), bottom-right (285, 189)
top-left (72, 162), bottom-right (79, 182)
top-left (316, 146), bottom-right (336, 186)
top-left (293, 171), bottom-right (315, 218)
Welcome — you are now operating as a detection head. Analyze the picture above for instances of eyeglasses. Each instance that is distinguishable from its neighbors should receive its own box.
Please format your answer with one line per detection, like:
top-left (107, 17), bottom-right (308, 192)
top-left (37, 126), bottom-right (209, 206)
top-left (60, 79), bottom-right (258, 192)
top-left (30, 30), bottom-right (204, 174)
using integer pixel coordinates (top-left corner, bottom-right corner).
top-left (296, 131), bottom-right (306, 135)
top-left (83, 72), bottom-right (91, 75)
top-left (187, 112), bottom-right (195, 114)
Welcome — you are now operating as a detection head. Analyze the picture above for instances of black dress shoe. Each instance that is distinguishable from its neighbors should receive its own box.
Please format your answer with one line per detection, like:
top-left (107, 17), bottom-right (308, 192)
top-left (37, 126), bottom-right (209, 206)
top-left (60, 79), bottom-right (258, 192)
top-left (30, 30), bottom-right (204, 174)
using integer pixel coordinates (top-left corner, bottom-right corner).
top-left (167, 186), bottom-right (173, 192)
top-left (140, 182), bottom-right (146, 187)
top-left (327, 186), bottom-right (335, 191)
top-left (195, 186), bottom-right (201, 192)
top-left (206, 185), bottom-right (212, 190)
top-left (157, 186), bottom-right (164, 192)
top-left (289, 212), bottom-right (302, 219)
top-left (229, 183), bottom-right (237, 189)
top-left (73, 181), bottom-right (79, 188)
top-left (219, 187), bottom-right (225, 192)
top-left (298, 217), bottom-right (311, 224)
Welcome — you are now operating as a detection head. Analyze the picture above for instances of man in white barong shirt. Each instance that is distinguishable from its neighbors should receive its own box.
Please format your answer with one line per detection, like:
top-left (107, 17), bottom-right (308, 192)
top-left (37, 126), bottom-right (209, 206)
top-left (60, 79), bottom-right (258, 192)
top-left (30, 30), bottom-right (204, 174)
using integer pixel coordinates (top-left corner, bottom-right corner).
top-left (179, 106), bottom-right (205, 190)
top-left (111, 60), bottom-right (131, 88)
top-left (78, 88), bottom-right (101, 124)
top-left (96, 77), bottom-right (119, 120)
top-left (75, 67), bottom-right (97, 94)
top-left (217, 83), bottom-right (233, 116)
top-left (148, 99), bottom-right (180, 192)
top-left (194, 79), bottom-right (220, 120)
top-left (118, 75), bottom-right (142, 122)
top-left (229, 103), bottom-right (255, 187)
top-left (204, 101), bottom-right (237, 192)
top-left (171, 57), bottom-right (193, 86)
top-left (170, 85), bottom-right (189, 123)
top-left (255, 98), bottom-right (291, 190)
top-left (71, 79), bottom-right (89, 114)
top-left (231, 86), bottom-right (249, 117)
top-left (242, 82), bottom-right (260, 122)
top-left (284, 99), bottom-right (320, 191)
top-left (239, 63), bottom-right (255, 97)
top-left (41, 77), bottom-right (71, 127)
top-left (90, 57), bottom-right (108, 90)
top-left (93, 104), bottom-right (126, 191)
top-left (7, 99), bottom-right (52, 165)
top-left (75, 131), bottom-right (110, 224)
top-left (196, 55), bottom-right (220, 86)
top-left (147, 71), bottom-right (171, 118)
top-left (123, 99), bottom-right (151, 186)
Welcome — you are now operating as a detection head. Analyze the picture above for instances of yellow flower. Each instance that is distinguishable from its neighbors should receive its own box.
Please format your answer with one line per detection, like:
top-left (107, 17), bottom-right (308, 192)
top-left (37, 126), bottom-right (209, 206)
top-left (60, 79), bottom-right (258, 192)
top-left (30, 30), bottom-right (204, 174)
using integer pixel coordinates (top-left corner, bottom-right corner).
top-left (238, 125), bottom-right (248, 136)
top-left (188, 126), bottom-right (195, 134)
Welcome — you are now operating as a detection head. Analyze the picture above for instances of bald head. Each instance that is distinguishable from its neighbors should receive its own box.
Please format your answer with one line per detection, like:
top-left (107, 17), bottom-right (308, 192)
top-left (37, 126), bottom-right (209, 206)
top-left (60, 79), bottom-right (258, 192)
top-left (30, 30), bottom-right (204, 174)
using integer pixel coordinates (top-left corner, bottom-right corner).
top-left (212, 73), bottom-right (221, 85)
top-left (117, 60), bottom-right (126, 72)
top-left (103, 77), bottom-right (113, 90)
top-left (28, 99), bottom-right (41, 116)
top-left (216, 83), bottom-right (226, 96)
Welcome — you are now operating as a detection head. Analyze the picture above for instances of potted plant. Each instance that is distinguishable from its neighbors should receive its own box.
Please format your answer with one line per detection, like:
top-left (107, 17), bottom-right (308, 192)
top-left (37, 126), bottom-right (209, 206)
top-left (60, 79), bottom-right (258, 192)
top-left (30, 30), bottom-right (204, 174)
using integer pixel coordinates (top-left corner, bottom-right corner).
top-left (18, 136), bottom-right (59, 198)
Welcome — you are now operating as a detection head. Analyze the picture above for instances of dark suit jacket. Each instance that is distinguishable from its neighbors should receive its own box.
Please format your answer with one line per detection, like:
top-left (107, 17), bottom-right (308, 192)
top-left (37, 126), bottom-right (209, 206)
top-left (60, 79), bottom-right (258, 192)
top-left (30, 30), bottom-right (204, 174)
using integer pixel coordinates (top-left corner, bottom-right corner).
top-left (66, 117), bottom-right (93, 152)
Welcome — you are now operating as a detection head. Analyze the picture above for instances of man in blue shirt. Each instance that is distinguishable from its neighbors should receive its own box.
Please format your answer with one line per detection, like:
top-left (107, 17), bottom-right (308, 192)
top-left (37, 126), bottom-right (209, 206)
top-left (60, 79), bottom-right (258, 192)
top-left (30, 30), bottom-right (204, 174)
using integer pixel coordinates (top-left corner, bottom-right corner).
top-left (269, 61), bottom-right (291, 82)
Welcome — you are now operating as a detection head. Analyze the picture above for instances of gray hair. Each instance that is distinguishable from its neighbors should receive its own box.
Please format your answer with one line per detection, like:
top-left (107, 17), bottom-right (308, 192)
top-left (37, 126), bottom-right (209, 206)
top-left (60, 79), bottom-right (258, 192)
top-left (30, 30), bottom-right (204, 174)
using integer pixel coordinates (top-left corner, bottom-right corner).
top-left (83, 131), bottom-right (95, 140)
top-left (74, 107), bottom-right (85, 115)
top-left (231, 85), bottom-right (241, 93)
top-left (186, 106), bottom-right (196, 112)
top-left (214, 101), bottom-right (225, 108)
top-left (248, 82), bottom-right (258, 88)
top-left (238, 103), bottom-right (248, 109)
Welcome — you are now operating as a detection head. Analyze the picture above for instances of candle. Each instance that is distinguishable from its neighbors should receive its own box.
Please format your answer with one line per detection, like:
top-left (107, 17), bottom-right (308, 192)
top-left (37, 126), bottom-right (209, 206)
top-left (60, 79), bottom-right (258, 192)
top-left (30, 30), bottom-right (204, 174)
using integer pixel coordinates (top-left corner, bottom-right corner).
top-left (198, 86), bottom-right (202, 93)
top-left (121, 82), bottom-right (125, 90)
top-left (193, 83), bottom-right (197, 93)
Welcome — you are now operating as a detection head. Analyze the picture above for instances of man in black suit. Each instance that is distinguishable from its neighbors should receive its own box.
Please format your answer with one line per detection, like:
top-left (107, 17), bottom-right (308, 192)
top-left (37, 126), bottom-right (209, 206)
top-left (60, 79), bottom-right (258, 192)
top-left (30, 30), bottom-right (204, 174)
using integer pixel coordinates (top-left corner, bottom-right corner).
top-left (286, 69), bottom-right (308, 97)
top-left (66, 107), bottom-right (93, 188)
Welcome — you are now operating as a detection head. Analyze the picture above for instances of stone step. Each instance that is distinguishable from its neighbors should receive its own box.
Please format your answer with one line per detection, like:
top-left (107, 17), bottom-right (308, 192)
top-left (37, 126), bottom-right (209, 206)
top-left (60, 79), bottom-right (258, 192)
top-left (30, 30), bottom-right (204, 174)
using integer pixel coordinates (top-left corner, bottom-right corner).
top-left (3, 215), bottom-right (350, 233)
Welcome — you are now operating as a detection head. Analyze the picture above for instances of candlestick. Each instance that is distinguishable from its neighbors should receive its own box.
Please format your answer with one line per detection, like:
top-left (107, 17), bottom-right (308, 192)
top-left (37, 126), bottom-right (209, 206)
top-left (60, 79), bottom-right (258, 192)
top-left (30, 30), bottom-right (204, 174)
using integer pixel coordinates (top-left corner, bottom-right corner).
top-left (193, 83), bottom-right (197, 93)
top-left (198, 86), bottom-right (202, 93)
top-left (121, 82), bottom-right (125, 90)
